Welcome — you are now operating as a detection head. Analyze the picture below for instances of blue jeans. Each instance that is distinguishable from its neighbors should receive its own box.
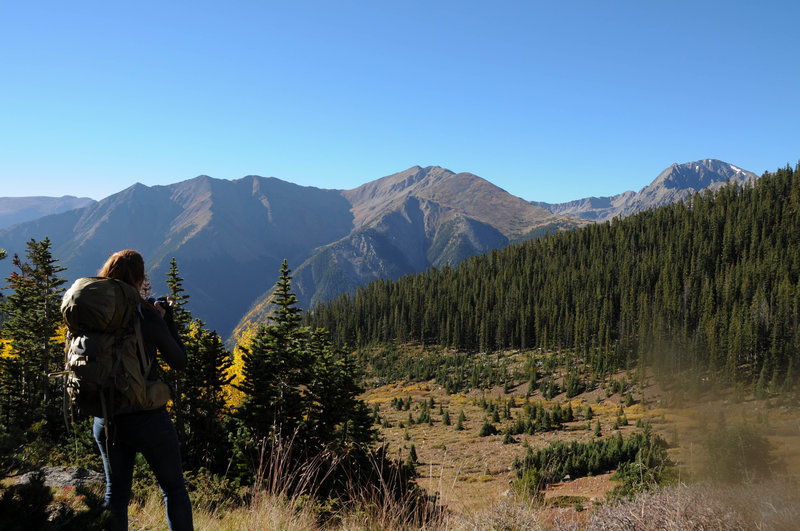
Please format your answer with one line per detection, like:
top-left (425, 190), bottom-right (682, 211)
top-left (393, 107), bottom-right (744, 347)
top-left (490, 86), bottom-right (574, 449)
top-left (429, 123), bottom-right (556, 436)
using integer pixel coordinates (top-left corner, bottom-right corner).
top-left (94, 409), bottom-right (193, 530)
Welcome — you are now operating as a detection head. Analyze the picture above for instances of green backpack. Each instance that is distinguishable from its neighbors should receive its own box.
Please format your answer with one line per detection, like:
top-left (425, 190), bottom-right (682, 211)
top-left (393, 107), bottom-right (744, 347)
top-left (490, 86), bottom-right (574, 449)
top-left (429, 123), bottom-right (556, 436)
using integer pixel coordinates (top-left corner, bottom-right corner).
top-left (59, 277), bottom-right (171, 419)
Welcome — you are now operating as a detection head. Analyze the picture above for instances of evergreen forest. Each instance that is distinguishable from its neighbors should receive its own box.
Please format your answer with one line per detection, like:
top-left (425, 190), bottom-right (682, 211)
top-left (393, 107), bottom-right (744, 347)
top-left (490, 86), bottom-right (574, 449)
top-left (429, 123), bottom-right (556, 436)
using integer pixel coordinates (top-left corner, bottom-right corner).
top-left (310, 163), bottom-right (800, 393)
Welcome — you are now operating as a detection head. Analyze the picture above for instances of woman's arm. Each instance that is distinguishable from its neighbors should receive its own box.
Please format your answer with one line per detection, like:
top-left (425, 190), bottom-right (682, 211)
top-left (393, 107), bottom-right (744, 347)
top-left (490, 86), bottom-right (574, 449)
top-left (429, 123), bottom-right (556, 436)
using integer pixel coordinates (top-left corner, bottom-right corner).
top-left (141, 305), bottom-right (187, 370)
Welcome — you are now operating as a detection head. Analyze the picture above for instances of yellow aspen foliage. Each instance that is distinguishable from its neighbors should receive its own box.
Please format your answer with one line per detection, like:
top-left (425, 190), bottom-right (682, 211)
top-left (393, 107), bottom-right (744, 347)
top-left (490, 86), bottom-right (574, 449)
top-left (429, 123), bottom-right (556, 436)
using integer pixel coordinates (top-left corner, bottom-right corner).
top-left (55, 323), bottom-right (68, 347)
top-left (50, 324), bottom-right (68, 365)
top-left (0, 324), bottom-right (66, 359)
top-left (226, 321), bottom-right (260, 409)
top-left (186, 319), bottom-right (203, 344)
top-left (0, 338), bottom-right (13, 359)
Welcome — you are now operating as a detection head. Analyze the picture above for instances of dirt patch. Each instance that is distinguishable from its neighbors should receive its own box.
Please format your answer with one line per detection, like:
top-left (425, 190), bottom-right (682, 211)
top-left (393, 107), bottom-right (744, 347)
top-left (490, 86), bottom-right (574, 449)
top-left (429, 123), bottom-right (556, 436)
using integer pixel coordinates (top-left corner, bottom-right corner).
top-left (544, 472), bottom-right (615, 503)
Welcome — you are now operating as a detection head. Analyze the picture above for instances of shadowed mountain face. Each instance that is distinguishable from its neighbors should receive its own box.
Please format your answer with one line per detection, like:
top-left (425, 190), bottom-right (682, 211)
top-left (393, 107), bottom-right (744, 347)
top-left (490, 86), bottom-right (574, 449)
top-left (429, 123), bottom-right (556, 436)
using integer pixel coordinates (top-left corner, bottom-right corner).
top-left (533, 159), bottom-right (759, 221)
top-left (234, 166), bottom-right (581, 337)
top-left (0, 176), bottom-right (354, 337)
top-left (0, 196), bottom-right (96, 229)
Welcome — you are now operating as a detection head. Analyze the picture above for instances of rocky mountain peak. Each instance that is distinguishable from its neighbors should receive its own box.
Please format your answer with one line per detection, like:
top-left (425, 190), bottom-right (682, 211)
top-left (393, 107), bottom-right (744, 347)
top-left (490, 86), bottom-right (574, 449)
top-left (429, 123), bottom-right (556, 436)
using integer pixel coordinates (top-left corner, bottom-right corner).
top-left (653, 159), bottom-right (756, 191)
top-left (536, 159), bottom-right (759, 222)
top-left (343, 166), bottom-right (456, 227)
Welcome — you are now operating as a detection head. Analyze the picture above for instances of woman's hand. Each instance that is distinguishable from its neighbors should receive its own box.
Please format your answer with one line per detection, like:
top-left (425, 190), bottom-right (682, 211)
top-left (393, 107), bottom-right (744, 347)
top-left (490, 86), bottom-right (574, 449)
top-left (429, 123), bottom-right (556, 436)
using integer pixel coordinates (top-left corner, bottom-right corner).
top-left (154, 296), bottom-right (175, 319)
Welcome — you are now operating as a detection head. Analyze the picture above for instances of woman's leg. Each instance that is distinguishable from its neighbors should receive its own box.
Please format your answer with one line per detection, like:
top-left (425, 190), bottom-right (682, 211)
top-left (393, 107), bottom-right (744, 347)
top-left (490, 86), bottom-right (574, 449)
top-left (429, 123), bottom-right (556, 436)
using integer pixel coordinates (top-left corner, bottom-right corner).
top-left (93, 417), bottom-right (136, 530)
top-left (137, 409), bottom-right (193, 531)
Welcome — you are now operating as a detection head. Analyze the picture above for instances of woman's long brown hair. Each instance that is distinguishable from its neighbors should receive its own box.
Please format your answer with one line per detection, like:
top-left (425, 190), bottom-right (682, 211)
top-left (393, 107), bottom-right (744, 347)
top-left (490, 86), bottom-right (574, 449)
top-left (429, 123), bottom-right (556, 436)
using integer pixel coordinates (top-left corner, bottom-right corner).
top-left (98, 249), bottom-right (146, 288)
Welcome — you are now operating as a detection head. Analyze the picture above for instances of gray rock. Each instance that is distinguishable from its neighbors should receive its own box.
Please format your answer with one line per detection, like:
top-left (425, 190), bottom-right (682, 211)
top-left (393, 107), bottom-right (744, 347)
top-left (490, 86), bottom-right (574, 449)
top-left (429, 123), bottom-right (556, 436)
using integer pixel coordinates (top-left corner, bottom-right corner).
top-left (15, 466), bottom-right (104, 489)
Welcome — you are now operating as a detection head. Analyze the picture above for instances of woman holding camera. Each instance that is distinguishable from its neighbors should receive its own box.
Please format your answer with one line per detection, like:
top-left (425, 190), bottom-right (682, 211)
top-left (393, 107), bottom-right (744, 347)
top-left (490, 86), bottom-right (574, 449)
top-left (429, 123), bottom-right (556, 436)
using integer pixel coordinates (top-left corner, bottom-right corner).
top-left (93, 249), bottom-right (193, 530)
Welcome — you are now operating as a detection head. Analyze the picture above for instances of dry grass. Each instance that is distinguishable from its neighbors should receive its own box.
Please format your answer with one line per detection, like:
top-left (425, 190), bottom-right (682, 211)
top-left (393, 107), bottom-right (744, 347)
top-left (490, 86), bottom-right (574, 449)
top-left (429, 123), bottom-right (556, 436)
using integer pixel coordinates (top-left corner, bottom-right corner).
top-left (75, 475), bottom-right (800, 530)
top-left (129, 478), bottom-right (447, 530)
top-left (130, 489), bottom-right (320, 530)
top-left (453, 498), bottom-right (550, 530)
top-left (580, 479), bottom-right (800, 531)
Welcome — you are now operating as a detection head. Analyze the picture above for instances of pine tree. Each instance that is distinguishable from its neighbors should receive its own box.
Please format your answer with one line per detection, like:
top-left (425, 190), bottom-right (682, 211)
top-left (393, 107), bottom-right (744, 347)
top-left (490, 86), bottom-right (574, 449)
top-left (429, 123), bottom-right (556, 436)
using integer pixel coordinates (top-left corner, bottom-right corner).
top-left (236, 259), bottom-right (374, 458)
top-left (479, 421), bottom-right (497, 437)
top-left (165, 257), bottom-right (192, 334)
top-left (0, 250), bottom-right (16, 428)
top-left (161, 258), bottom-right (193, 443)
top-left (455, 409), bottom-right (466, 431)
top-left (237, 260), bottom-right (309, 440)
top-left (0, 238), bottom-right (66, 435)
top-left (565, 402), bottom-right (574, 422)
top-left (407, 443), bottom-right (418, 466)
top-left (304, 328), bottom-right (374, 450)
top-left (180, 320), bottom-right (234, 472)
top-left (417, 401), bottom-right (431, 424)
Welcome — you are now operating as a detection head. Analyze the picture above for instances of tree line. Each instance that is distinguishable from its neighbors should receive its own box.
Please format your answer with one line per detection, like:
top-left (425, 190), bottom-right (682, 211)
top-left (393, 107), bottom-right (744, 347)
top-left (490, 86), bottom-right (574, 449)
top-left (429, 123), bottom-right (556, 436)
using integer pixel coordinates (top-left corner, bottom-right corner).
top-left (309, 163), bottom-right (800, 391)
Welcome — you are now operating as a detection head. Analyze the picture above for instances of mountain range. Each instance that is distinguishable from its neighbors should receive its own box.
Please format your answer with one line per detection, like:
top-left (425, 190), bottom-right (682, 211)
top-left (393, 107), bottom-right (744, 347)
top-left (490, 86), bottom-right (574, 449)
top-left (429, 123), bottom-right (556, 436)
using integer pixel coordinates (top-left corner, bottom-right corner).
top-left (0, 196), bottom-right (95, 230)
top-left (0, 159), bottom-right (757, 339)
top-left (532, 159), bottom-right (758, 221)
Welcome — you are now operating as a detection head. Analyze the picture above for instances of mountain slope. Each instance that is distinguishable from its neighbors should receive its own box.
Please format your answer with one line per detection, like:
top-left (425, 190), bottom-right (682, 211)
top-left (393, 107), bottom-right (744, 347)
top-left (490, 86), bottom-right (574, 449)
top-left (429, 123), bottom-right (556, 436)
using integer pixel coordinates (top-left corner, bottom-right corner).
top-left (533, 159), bottom-right (759, 221)
top-left (234, 167), bottom-right (582, 335)
top-left (0, 196), bottom-right (96, 229)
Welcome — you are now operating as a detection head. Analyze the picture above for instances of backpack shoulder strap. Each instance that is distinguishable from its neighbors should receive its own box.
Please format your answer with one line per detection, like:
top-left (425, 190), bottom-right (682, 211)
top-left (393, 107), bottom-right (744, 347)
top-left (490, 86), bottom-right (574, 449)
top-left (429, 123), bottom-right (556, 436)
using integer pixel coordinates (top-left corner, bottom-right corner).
top-left (133, 306), bottom-right (153, 377)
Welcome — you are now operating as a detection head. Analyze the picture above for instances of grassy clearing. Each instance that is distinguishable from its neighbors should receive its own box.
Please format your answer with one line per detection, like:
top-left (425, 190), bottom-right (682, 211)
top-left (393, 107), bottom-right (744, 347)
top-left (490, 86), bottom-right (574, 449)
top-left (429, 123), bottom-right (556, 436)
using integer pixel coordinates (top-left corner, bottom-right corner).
top-left (364, 374), bottom-right (647, 511)
top-left (359, 344), bottom-right (800, 518)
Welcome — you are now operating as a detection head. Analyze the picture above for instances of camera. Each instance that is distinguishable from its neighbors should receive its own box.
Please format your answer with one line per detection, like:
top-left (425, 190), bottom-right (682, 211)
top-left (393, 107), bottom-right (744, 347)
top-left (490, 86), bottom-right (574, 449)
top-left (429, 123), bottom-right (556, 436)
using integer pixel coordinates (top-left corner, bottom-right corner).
top-left (148, 296), bottom-right (173, 319)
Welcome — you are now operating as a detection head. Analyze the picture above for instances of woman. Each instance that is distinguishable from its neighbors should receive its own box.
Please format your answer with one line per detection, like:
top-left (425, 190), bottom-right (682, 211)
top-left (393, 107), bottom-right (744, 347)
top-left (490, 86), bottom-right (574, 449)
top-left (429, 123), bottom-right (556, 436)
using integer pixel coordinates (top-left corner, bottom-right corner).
top-left (93, 249), bottom-right (193, 530)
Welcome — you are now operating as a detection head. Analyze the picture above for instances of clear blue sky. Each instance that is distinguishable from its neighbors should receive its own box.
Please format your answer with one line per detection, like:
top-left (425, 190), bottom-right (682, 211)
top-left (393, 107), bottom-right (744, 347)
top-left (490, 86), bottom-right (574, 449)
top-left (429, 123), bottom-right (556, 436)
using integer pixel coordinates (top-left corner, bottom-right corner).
top-left (1, 1), bottom-right (798, 203)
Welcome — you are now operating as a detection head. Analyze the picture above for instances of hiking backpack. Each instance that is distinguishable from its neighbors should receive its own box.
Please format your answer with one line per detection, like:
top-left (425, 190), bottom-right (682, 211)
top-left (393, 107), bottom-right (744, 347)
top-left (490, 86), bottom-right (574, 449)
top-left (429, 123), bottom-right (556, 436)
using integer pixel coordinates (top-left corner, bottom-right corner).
top-left (58, 277), bottom-right (171, 419)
